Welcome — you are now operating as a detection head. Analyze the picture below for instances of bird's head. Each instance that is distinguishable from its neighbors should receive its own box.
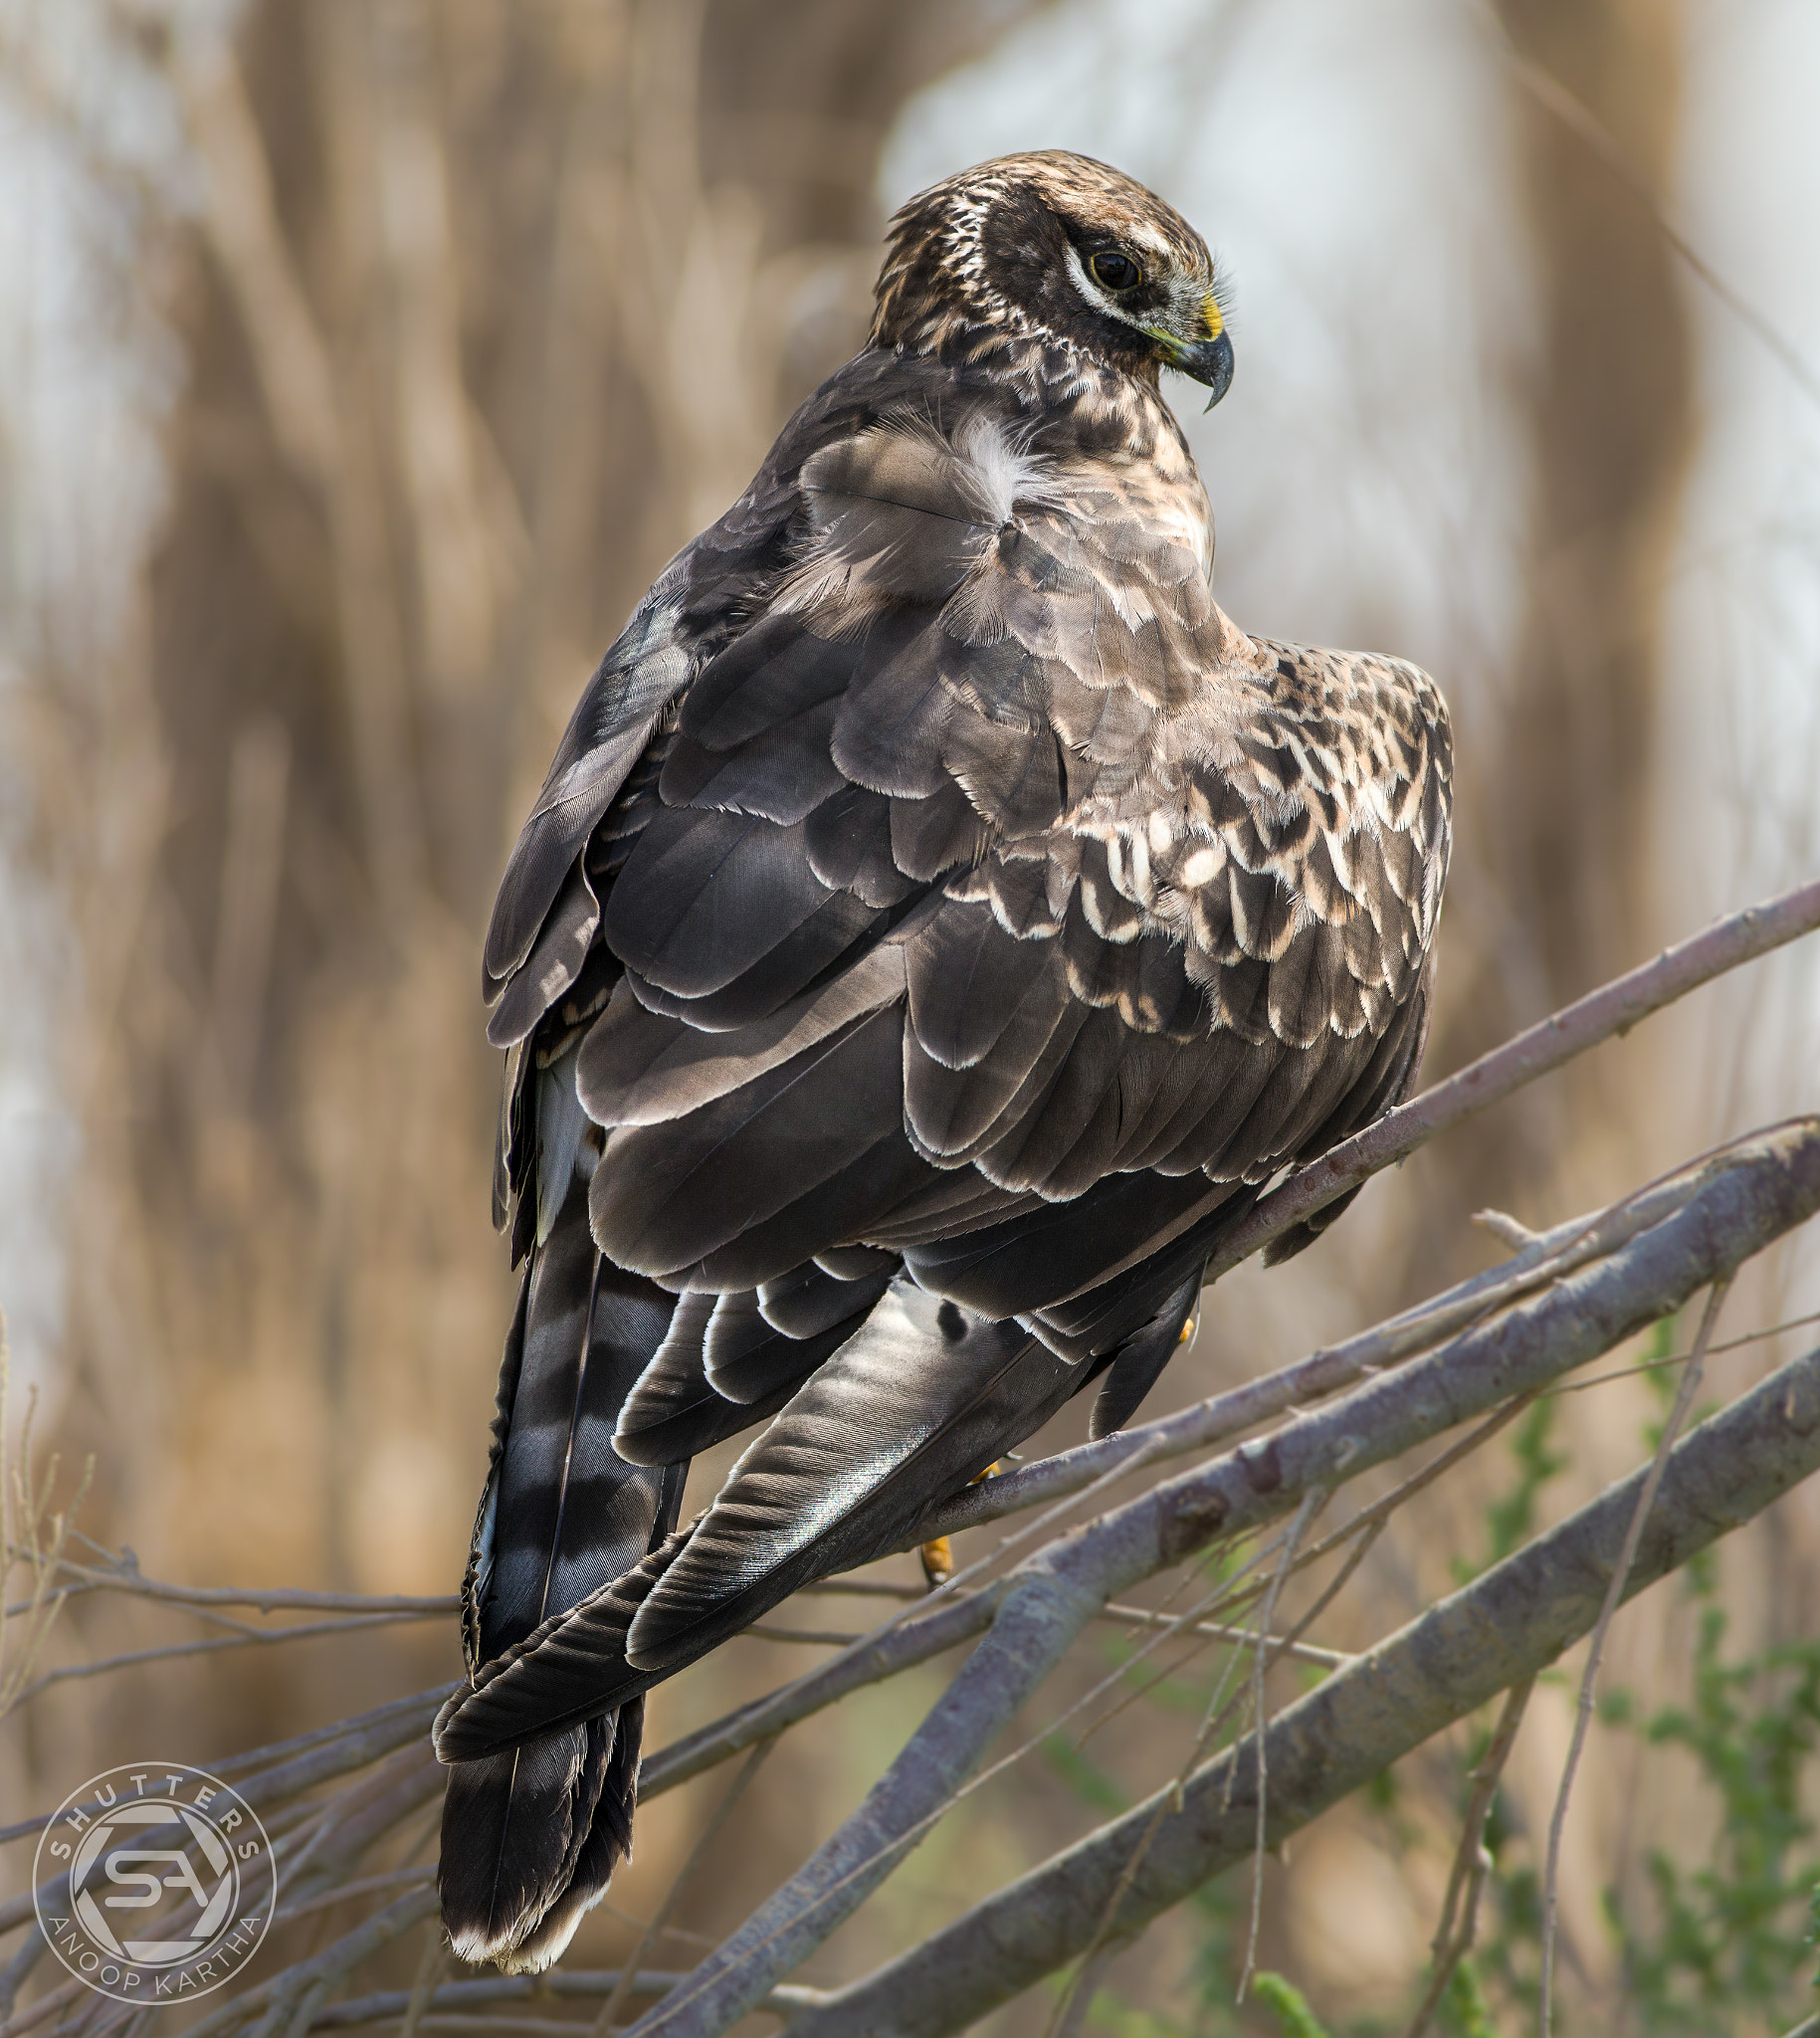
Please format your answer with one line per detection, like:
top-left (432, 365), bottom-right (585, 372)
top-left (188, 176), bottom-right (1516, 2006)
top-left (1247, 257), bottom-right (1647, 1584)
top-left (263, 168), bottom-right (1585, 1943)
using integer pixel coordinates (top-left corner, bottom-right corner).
top-left (871, 150), bottom-right (1233, 407)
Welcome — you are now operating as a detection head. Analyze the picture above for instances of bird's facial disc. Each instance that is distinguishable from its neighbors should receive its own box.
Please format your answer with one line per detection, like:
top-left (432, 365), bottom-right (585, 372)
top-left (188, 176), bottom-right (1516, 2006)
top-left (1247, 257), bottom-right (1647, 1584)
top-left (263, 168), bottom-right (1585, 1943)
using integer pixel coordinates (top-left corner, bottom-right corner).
top-left (1063, 237), bottom-right (1234, 409)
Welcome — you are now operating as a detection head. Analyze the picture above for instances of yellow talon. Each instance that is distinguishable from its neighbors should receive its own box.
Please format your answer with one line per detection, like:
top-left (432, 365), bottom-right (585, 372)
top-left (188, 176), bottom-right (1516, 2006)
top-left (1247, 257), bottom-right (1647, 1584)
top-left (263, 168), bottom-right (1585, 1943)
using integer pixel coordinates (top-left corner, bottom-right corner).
top-left (918, 1461), bottom-right (1007, 1589)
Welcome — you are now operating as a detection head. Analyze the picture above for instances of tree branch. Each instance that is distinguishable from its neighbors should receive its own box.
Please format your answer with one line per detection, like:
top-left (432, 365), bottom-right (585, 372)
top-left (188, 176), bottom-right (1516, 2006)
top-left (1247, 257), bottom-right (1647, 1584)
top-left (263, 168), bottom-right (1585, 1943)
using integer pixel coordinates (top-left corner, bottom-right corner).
top-left (17, 1555), bottom-right (458, 1619)
top-left (794, 1333), bottom-right (1820, 2037)
top-left (1203, 877), bottom-right (1820, 1283)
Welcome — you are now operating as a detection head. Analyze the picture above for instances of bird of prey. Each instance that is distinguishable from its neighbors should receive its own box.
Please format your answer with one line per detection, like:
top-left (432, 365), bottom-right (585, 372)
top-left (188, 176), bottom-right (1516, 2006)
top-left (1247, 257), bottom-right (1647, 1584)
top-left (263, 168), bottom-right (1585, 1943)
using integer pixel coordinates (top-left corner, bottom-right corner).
top-left (435, 150), bottom-right (1452, 1971)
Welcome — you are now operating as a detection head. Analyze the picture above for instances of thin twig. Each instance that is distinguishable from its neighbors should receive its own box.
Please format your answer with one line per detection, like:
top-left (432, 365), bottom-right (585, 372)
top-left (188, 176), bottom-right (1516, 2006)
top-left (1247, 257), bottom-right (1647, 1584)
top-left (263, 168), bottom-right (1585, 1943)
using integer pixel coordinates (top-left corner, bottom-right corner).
top-left (1050, 1943), bottom-right (1123, 2038)
top-left (21, 1551), bottom-right (457, 1618)
top-left (398, 1930), bottom-right (447, 2038)
top-left (1405, 1680), bottom-right (1534, 2038)
top-left (7, 1607), bottom-right (445, 1705)
top-left (595, 1741), bottom-right (777, 2034)
top-left (0, 1329), bottom-right (95, 1722)
top-left (1073, 1528), bottom-right (1319, 1756)
top-left (792, 1578), bottom-right (923, 1601)
top-left (744, 1624), bottom-right (862, 1647)
top-left (1545, 1307), bottom-right (1820, 1396)
top-left (1538, 1279), bottom-right (1730, 2038)
top-left (276, 1866), bottom-right (438, 1928)
top-left (1474, 1209), bottom-right (1542, 1251)
top-left (1100, 1603), bottom-right (1349, 1670)
top-left (1238, 1492), bottom-right (1323, 2002)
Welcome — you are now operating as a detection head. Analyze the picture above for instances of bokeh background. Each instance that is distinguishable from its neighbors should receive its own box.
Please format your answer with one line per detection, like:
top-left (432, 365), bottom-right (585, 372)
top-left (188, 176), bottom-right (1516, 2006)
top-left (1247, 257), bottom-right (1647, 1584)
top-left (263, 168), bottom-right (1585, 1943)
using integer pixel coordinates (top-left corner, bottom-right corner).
top-left (4, 1), bottom-right (1820, 2030)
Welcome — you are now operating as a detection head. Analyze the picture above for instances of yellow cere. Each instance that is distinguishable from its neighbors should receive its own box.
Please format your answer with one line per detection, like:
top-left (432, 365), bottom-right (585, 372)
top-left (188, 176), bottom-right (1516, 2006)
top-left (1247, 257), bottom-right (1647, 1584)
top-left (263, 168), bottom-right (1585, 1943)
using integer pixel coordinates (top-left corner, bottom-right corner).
top-left (1202, 293), bottom-right (1223, 339)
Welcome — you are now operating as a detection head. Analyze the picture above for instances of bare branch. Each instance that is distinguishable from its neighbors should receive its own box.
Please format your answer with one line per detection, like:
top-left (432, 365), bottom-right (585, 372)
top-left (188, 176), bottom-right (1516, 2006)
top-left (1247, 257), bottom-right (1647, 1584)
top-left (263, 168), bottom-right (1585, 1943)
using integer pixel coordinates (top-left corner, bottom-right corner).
top-left (1404, 1679), bottom-right (1534, 2038)
top-left (304, 1971), bottom-right (827, 2032)
top-left (276, 1866), bottom-right (437, 1929)
top-left (1237, 1492), bottom-right (1323, 2001)
top-left (794, 1335), bottom-right (1820, 2037)
top-left (16, 1553), bottom-right (458, 1619)
top-left (7, 1608), bottom-right (447, 1707)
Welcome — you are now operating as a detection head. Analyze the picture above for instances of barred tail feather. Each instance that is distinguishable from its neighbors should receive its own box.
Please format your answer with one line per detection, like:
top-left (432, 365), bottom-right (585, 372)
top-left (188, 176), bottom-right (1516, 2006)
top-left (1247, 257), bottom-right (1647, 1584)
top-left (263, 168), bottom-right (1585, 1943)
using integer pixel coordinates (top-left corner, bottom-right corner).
top-left (498, 1697), bottom-right (648, 1973)
top-left (438, 1181), bottom-right (684, 1968)
top-left (439, 1718), bottom-right (611, 1969)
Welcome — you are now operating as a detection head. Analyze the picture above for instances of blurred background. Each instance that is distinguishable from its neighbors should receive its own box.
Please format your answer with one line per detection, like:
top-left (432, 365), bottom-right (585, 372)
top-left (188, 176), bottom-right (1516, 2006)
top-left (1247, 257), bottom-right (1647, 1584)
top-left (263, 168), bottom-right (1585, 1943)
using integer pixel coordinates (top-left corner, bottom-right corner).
top-left (3, 1), bottom-right (1819, 2031)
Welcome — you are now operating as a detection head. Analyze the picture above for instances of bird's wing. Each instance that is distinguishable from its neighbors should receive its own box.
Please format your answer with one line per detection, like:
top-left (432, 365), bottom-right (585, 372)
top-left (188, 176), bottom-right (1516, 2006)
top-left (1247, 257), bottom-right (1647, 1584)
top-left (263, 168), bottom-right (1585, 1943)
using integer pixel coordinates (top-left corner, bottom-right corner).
top-left (479, 440), bottom-right (811, 1006)
top-left (570, 401), bottom-right (1451, 1305)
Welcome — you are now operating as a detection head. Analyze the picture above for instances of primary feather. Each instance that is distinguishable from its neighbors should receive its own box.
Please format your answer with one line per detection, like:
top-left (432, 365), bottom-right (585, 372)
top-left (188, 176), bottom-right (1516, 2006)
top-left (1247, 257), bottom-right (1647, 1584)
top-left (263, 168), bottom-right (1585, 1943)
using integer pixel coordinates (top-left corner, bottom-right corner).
top-left (437, 149), bottom-right (1453, 1967)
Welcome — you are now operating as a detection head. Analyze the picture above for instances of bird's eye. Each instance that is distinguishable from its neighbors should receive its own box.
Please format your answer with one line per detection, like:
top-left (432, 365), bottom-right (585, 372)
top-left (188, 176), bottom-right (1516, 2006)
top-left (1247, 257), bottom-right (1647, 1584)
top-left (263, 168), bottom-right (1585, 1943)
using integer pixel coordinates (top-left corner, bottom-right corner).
top-left (1090, 250), bottom-right (1141, 293)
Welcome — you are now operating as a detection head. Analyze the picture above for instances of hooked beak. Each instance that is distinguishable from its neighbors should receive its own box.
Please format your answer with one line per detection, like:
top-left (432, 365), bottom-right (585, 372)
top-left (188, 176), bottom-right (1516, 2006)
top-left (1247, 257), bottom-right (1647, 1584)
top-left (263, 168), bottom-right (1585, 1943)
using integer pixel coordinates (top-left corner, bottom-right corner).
top-left (1175, 328), bottom-right (1234, 412)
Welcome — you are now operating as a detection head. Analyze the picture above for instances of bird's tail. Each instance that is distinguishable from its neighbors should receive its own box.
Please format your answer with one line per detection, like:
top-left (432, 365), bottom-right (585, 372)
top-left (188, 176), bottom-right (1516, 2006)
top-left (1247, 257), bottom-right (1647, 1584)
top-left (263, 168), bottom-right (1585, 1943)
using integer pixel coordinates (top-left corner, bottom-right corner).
top-left (438, 1181), bottom-right (684, 1971)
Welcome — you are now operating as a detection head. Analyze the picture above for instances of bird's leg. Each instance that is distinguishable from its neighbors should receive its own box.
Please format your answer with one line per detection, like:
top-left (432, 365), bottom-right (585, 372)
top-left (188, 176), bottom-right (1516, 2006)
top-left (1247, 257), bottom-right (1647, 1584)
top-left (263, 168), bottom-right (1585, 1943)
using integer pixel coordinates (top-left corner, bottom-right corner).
top-left (918, 1461), bottom-right (1007, 1589)
top-left (916, 1538), bottom-right (954, 1589)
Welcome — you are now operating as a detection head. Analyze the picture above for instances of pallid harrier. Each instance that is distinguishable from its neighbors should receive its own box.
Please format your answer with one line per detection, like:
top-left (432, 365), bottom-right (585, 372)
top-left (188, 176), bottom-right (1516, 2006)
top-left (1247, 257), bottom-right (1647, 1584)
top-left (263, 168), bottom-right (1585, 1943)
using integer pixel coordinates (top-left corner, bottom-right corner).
top-left (435, 150), bottom-right (1453, 1970)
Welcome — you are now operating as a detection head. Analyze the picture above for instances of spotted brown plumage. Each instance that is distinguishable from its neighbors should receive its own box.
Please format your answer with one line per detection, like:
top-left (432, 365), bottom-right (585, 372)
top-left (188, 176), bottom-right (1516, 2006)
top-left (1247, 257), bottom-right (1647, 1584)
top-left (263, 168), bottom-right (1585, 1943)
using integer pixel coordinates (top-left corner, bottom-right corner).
top-left (436, 150), bottom-right (1452, 1970)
